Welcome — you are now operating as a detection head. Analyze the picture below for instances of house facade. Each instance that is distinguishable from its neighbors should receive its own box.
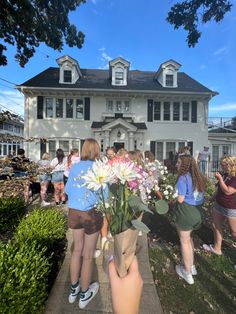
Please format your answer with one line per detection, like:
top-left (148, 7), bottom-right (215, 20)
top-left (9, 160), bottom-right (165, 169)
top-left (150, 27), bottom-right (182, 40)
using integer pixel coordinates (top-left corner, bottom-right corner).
top-left (17, 55), bottom-right (217, 162)
top-left (0, 111), bottom-right (24, 157)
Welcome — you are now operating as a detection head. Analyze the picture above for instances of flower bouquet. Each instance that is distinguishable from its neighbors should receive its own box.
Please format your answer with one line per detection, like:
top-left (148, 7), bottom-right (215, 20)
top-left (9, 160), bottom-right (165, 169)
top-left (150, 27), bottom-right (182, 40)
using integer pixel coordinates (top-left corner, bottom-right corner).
top-left (82, 156), bottom-right (166, 277)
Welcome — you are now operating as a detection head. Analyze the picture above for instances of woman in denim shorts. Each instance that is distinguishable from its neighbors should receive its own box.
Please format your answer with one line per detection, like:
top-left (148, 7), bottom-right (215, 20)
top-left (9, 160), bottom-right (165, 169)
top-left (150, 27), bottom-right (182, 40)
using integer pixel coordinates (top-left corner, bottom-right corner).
top-left (50, 149), bottom-right (67, 205)
top-left (37, 152), bottom-right (51, 206)
top-left (203, 156), bottom-right (236, 256)
top-left (65, 138), bottom-right (104, 309)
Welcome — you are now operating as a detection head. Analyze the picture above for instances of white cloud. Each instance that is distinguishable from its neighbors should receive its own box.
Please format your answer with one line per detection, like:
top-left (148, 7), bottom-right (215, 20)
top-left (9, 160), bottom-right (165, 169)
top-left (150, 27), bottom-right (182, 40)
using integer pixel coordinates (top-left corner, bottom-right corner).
top-left (0, 89), bottom-right (24, 116)
top-left (213, 47), bottom-right (227, 56)
top-left (98, 48), bottom-right (112, 68)
top-left (209, 102), bottom-right (236, 112)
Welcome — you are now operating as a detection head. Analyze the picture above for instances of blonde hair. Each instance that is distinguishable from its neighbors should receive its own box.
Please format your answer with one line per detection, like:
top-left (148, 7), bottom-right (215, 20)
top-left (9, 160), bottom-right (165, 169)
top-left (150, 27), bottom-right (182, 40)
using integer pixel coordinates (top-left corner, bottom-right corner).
top-left (81, 138), bottom-right (100, 161)
top-left (42, 152), bottom-right (50, 160)
top-left (220, 155), bottom-right (236, 177)
top-left (128, 150), bottom-right (145, 168)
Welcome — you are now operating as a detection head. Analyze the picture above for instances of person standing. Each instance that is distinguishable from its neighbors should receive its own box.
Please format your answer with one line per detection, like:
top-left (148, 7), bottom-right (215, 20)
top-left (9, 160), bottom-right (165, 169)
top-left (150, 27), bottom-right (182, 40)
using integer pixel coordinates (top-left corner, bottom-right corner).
top-left (37, 152), bottom-right (51, 207)
top-left (197, 146), bottom-right (211, 176)
top-left (50, 148), bottom-right (67, 206)
top-left (174, 155), bottom-right (207, 284)
top-left (64, 148), bottom-right (80, 185)
top-left (65, 138), bottom-right (103, 309)
top-left (203, 155), bottom-right (236, 256)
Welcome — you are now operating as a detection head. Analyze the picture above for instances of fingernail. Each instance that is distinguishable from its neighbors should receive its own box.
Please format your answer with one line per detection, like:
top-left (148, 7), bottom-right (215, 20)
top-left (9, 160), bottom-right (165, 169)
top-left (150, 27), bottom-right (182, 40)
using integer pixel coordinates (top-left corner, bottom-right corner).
top-left (108, 255), bottom-right (113, 262)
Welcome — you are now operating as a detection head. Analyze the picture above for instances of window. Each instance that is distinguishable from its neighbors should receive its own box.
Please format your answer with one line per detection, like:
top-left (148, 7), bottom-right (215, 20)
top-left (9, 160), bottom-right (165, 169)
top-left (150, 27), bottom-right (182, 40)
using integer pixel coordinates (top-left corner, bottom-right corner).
top-left (182, 102), bottom-right (190, 121)
top-left (56, 99), bottom-right (63, 118)
top-left (0, 122), bottom-right (3, 129)
top-left (76, 99), bottom-right (84, 119)
top-left (49, 141), bottom-right (56, 159)
top-left (72, 140), bottom-right (80, 150)
top-left (166, 142), bottom-right (175, 160)
top-left (45, 98), bottom-right (53, 118)
top-left (154, 101), bottom-right (161, 120)
top-left (66, 99), bottom-right (73, 118)
top-left (163, 102), bottom-right (170, 121)
top-left (116, 101), bottom-right (122, 112)
top-left (166, 74), bottom-right (174, 86)
top-left (173, 102), bottom-right (180, 121)
top-left (107, 101), bottom-right (113, 112)
top-left (222, 145), bottom-right (230, 156)
top-left (156, 142), bottom-right (163, 161)
top-left (59, 140), bottom-right (69, 155)
top-left (64, 70), bottom-right (72, 83)
top-left (115, 67), bottom-right (124, 85)
top-left (124, 101), bottom-right (130, 112)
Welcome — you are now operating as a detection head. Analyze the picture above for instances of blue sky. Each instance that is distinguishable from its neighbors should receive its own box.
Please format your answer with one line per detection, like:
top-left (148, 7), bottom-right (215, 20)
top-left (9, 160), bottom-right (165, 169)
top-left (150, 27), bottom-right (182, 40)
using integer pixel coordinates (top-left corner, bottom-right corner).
top-left (0, 0), bottom-right (236, 120)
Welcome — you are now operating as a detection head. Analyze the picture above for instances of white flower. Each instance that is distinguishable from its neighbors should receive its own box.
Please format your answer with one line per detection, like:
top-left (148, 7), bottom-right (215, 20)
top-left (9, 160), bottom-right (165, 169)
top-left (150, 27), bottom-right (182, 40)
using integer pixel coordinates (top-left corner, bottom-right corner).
top-left (82, 159), bottom-right (112, 191)
top-left (112, 161), bottom-right (138, 184)
top-left (163, 190), bottom-right (169, 195)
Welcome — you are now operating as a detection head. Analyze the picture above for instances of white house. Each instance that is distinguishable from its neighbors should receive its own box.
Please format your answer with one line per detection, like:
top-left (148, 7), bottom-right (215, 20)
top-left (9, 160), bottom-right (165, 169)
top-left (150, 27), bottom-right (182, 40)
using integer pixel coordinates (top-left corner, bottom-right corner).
top-left (17, 55), bottom-right (217, 162)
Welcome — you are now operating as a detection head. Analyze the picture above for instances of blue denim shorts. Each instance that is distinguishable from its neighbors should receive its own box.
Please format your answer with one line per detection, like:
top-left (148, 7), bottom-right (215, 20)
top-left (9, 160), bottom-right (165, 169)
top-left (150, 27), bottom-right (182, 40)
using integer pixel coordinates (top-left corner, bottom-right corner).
top-left (39, 174), bottom-right (51, 182)
top-left (51, 171), bottom-right (64, 183)
top-left (214, 202), bottom-right (236, 218)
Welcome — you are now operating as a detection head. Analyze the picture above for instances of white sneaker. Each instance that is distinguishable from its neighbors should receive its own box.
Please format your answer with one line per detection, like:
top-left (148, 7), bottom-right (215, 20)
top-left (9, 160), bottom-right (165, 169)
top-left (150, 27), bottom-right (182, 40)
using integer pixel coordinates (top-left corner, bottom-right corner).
top-left (176, 265), bottom-right (194, 285)
top-left (68, 283), bottom-right (80, 303)
top-left (79, 282), bottom-right (99, 309)
top-left (94, 249), bottom-right (101, 258)
top-left (191, 265), bottom-right (197, 276)
top-left (41, 200), bottom-right (50, 207)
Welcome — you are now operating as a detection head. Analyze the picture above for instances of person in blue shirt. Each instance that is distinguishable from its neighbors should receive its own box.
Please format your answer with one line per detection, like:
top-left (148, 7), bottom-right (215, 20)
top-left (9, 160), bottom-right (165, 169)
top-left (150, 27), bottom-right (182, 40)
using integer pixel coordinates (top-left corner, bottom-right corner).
top-left (173, 155), bottom-right (207, 285)
top-left (65, 138), bottom-right (103, 309)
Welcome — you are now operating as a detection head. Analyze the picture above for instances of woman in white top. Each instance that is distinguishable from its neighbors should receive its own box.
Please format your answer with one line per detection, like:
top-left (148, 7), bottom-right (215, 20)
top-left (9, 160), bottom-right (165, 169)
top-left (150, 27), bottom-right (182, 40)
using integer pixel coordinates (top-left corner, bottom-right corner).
top-left (64, 148), bottom-right (80, 185)
top-left (50, 148), bottom-right (67, 205)
top-left (37, 152), bottom-right (51, 207)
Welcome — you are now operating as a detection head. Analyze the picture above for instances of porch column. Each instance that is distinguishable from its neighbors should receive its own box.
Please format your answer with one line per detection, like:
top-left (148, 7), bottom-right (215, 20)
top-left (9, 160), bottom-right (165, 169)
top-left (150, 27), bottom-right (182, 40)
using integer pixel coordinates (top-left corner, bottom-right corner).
top-left (105, 130), bottom-right (110, 148)
top-left (128, 131), bottom-right (134, 151)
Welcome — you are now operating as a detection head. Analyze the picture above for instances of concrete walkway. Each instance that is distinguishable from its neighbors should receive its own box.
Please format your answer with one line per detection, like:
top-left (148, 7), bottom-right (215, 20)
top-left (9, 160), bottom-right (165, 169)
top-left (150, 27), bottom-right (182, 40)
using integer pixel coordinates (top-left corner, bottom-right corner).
top-left (44, 227), bottom-right (163, 314)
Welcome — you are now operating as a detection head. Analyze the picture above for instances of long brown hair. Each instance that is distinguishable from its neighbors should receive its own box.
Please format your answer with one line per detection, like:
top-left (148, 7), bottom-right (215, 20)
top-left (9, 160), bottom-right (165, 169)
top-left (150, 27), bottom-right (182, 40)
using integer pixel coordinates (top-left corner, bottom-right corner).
top-left (177, 155), bottom-right (207, 192)
top-left (67, 148), bottom-right (79, 167)
top-left (81, 138), bottom-right (100, 161)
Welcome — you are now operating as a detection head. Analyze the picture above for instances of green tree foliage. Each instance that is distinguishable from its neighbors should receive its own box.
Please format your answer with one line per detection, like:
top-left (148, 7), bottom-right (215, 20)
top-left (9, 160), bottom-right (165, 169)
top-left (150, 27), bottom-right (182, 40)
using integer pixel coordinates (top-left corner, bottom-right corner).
top-left (0, 0), bottom-right (86, 67)
top-left (167, 0), bottom-right (233, 47)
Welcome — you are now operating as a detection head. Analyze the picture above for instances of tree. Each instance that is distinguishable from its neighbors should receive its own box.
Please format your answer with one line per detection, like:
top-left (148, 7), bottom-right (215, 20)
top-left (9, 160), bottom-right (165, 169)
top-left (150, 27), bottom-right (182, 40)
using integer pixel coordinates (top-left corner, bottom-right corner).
top-left (167, 0), bottom-right (233, 47)
top-left (0, 0), bottom-right (86, 67)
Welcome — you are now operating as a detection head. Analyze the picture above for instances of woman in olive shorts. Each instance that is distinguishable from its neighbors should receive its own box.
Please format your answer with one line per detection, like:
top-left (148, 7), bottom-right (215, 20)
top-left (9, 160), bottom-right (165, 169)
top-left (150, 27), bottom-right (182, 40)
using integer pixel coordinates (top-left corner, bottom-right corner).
top-left (65, 138), bottom-right (104, 309)
top-left (173, 155), bottom-right (207, 284)
top-left (203, 155), bottom-right (236, 256)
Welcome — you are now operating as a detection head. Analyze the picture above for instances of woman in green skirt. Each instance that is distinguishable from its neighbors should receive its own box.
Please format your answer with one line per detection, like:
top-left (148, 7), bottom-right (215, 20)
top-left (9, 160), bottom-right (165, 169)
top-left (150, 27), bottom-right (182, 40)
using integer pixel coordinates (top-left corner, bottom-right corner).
top-left (174, 155), bottom-right (207, 284)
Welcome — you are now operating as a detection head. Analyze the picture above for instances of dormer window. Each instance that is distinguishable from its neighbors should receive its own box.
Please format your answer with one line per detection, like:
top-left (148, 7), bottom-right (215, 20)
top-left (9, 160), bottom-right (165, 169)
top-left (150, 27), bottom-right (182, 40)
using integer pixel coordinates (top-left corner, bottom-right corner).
top-left (64, 70), bottom-right (72, 83)
top-left (109, 57), bottom-right (130, 86)
top-left (115, 68), bottom-right (124, 85)
top-left (166, 74), bottom-right (174, 87)
top-left (57, 55), bottom-right (82, 84)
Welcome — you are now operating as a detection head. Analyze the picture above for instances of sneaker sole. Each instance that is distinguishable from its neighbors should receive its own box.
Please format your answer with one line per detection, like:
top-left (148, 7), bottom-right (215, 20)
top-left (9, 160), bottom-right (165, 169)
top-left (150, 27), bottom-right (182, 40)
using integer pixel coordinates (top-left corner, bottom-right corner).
top-left (79, 284), bottom-right (99, 309)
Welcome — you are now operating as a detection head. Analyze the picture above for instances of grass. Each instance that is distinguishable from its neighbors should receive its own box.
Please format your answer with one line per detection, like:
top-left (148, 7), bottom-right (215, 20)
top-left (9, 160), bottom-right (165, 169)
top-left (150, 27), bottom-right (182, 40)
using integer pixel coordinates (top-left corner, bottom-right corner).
top-left (145, 212), bottom-right (236, 314)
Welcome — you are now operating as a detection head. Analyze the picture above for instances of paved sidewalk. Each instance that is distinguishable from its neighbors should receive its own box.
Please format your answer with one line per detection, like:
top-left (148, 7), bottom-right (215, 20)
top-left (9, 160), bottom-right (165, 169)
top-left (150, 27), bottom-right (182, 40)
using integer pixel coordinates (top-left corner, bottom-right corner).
top-left (44, 228), bottom-right (163, 314)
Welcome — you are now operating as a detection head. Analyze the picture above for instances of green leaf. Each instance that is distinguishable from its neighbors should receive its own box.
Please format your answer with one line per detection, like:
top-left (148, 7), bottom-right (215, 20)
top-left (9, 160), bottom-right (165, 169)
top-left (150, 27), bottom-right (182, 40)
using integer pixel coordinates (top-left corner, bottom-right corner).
top-left (154, 200), bottom-right (169, 215)
top-left (128, 195), bottom-right (153, 213)
top-left (131, 219), bottom-right (150, 233)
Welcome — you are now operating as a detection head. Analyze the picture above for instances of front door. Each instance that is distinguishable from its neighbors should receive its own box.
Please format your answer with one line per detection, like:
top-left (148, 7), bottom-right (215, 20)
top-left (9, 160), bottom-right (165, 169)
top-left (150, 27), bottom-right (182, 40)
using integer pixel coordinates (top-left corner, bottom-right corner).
top-left (113, 142), bottom-right (124, 152)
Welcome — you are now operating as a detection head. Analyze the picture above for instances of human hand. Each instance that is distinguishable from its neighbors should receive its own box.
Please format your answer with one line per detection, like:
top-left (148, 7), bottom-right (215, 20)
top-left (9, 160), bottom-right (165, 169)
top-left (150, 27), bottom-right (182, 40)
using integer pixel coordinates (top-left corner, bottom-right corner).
top-left (215, 172), bottom-right (223, 181)
top-left (108, 255), bottom-right (143, 314)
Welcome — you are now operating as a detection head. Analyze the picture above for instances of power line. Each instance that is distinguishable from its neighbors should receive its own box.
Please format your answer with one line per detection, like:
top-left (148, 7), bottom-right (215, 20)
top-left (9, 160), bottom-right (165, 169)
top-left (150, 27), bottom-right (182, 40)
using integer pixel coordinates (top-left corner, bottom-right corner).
top-left (0, 103), bottom-right (24, 118)
top-left (0, 77), bottom-right (17, 85)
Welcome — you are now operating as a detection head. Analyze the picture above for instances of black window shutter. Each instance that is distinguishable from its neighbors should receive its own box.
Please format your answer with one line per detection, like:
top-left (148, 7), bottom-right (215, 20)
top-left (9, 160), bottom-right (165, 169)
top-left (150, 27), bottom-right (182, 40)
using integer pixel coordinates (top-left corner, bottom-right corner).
top-left (150, 141), bottom-right (156, 157)
top-left (187, 141), bottom-right (193, 155)
top-left (147, 99), bottom-right (153, 122)
top-left (40, 142), bottom-right (46, 158)
top-left (191, 101), bottom-right (197, 123)
top-left (37, 96), bottom-right (44, 119)
top-left (84, 98), bottom-right (90, 120)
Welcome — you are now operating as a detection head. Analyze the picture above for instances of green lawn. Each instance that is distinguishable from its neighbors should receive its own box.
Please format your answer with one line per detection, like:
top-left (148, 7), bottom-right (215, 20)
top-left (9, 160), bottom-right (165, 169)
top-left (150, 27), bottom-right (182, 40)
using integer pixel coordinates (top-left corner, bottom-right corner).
top-left (146, 213), bottom-right (236, 314)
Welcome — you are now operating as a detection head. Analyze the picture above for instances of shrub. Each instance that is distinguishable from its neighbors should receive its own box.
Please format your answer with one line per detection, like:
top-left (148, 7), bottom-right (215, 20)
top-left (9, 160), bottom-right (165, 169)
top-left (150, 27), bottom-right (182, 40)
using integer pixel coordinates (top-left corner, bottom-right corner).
top-left (0, 241), bottom-right (51, 314)
top-left (0, 197), bottom-right (25, 233)
top-left (15, 208), bottom-right (66, 248)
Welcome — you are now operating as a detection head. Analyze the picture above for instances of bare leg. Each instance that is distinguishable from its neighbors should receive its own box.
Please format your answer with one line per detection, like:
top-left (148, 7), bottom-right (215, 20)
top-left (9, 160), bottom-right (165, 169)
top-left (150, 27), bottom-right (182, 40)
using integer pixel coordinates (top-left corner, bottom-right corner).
top-left (212, 208), bottom-right (225, 254)
top-left (40, 181), bottom-right (49, 201)
top-left (80, 231), bottom-right (99, 291)
top-left (70, 229), bottom-right (84, 285)
top-left (228, 216), bottom-right (236, 240)
top-left (178, 230), bottom-right (193, 273)
top-left (53, 182), bottom-right (60, 203)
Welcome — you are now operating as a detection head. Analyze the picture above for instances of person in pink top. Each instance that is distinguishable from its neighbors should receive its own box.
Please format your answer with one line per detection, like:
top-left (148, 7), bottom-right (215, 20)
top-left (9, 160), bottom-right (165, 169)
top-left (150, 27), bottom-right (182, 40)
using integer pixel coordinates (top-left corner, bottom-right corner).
top-left (203, 155), bottom-right (236, 256)
top-left (64, 148), bottom-right (80, 185)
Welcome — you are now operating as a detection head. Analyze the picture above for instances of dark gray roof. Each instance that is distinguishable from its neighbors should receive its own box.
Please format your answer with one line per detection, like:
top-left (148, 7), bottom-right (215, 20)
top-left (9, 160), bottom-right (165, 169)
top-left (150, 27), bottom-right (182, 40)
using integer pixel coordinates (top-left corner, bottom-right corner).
top-left (209, 126), bottom-right (236, 133)
top-left (19, 67), bottom-right (215, 94)
top-left (91, 121), bottom-right (147, 130)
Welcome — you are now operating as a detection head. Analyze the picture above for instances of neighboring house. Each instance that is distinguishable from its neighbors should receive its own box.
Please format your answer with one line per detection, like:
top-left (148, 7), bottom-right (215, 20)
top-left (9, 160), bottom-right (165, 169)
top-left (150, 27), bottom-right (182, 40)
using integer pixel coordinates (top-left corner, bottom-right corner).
top-left (17, 55), bottom-right (217, 162)
top-left (0, 111), bottom-right (24, 157)
top-left (208, 119), bottom-right (236, 170)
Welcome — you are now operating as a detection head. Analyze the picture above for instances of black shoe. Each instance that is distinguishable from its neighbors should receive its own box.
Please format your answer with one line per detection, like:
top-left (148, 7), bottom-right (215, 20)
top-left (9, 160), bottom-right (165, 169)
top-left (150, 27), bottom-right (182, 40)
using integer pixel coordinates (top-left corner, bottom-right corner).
top-left (56, 202), bottom-right (60, 206)
top-left (62, 201), bottom-right (66, 205)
